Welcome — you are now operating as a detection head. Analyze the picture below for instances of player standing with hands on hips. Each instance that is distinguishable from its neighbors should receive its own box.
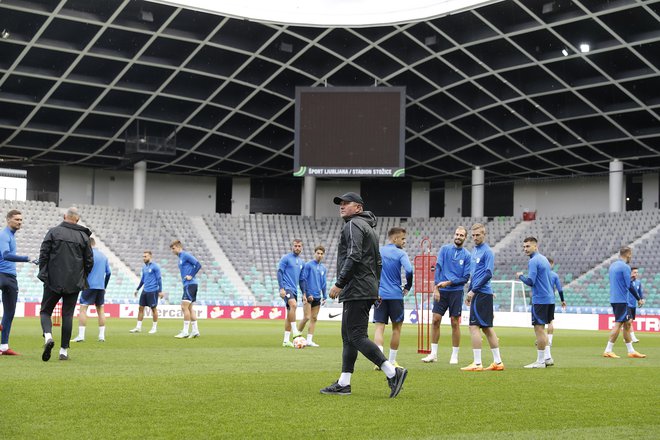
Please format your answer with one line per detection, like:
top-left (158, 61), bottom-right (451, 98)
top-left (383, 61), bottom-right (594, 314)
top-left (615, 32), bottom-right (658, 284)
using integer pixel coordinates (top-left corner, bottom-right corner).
top-left (320, 192), bottom-right (407, 398)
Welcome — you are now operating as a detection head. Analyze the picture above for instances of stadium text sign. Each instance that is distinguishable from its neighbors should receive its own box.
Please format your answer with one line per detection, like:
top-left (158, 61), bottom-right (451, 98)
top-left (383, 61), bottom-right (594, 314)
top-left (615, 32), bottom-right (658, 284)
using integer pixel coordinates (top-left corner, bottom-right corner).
top-left (598, 314), bottom-right (660, 332)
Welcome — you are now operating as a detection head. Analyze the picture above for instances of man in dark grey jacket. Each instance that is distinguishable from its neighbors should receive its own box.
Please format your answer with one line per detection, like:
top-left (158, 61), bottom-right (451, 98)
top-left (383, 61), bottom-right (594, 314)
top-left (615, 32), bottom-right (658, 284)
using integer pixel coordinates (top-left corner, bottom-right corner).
top-left (320, 192), bottom-right (407, 398)
top-left (38, 207), bottom-right (94, 361)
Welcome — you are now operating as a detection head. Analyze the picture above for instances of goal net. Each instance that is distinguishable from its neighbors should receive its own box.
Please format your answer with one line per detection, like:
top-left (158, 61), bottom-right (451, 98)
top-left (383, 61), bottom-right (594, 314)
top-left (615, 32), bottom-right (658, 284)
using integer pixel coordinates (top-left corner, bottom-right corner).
top-left (491, 280), bottom-right (528, 313)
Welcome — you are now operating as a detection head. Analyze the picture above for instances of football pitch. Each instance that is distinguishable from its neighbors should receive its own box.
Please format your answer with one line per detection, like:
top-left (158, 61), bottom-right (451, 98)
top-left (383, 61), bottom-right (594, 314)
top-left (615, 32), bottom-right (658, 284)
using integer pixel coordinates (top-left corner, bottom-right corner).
top-left (2, 318), bottom-right (659, 440)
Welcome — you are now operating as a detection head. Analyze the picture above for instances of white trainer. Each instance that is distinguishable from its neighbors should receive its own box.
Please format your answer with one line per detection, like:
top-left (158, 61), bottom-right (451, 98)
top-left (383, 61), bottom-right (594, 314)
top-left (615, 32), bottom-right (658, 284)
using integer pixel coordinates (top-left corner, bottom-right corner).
top-left (188, 331), bottom-right (200, 339)
top-left (174, 331), bottom-right (189, 339)
top-left (129, 328), bottom-right (141, 333)
top-left (307, 341), bottom-right (319, 347)
top-left (148, 328), bottom-right (157, 334)
top-left (73, 336), bottom-right (85, 342)
top-left (544, 358), bottom-right (554, 366)
top-left (524, 361), bottom-right (546, 369)
top-left (421, 354), bottom-right (437, 363)
top-left (449, 357), bottom-right (458, 365)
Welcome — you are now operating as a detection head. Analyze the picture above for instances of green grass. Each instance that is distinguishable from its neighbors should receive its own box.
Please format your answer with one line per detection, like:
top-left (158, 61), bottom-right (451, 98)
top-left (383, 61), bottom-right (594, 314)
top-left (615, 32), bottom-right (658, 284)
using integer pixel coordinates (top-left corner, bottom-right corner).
top-left (2, 318), bottom-right (659, 439)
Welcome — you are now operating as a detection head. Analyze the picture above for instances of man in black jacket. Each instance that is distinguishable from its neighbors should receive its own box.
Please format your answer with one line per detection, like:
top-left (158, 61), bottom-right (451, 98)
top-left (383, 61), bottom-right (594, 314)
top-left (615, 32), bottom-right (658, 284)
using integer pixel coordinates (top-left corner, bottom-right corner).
top-left (320, 192), bottom-right (407, 398)
top-left (38, 207), bottom-right (94, 361)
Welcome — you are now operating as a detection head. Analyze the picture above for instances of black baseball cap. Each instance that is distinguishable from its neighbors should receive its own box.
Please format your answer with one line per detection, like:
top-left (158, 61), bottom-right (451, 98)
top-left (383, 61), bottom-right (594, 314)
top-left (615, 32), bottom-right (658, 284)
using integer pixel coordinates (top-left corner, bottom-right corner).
top-left (333, 192), bottom-right (364, 205)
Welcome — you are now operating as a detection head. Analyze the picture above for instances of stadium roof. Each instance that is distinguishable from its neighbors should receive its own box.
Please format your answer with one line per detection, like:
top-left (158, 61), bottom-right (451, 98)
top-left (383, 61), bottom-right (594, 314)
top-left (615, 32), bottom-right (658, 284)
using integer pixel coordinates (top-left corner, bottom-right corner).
top-left (0, 0), bottom-right (659, 182)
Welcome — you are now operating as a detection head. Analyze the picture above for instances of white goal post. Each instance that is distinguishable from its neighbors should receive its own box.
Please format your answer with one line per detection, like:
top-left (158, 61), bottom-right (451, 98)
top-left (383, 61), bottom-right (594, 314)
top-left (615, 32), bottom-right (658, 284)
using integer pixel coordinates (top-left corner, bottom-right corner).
top-left (491, 280), bottom-right (528, 313)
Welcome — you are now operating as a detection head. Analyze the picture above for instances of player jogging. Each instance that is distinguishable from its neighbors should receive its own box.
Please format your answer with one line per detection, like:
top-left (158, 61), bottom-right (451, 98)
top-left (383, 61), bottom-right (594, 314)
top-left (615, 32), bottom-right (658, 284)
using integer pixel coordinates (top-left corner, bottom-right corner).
top-left (130, 250), bottom-right (163, 334)
top-left (170, 240), bottom-right (201, 339)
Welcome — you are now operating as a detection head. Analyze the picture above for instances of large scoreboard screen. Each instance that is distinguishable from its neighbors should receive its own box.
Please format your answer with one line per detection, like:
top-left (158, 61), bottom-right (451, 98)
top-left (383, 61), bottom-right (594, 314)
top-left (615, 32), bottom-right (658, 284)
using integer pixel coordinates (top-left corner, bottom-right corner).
top-left (294, 87), bottom-right (405, 178)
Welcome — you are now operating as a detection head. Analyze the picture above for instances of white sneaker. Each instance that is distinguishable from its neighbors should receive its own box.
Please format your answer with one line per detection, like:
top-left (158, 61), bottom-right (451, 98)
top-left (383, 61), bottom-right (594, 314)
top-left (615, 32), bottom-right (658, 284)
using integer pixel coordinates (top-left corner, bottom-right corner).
top-left (524, 361), bottom-right (546, 369)
top-left (148, 328), bottom-right (157, 334)
top-left (292, 329), bottom-right (302, 338)
top-left (307, 341), bottom-right (319, 347)
top-left (421, 354), bottom-right (437, 363)
top-left (98, 338), bottom-right (105, 342)
top-left (188, 331), bottom-right (200, 339)
top-left (449, 357), bottom-right (458, 365)
top-left (129, 328), bottom-right (141, 333)
top-left (174, 331), bottom-right (189, 339)
top-left (544, 358), bottom-right (554, 366)
top-left (632, 339), bottom-right (640, 343)
top-left (73, 336), bottom-right (85, 342)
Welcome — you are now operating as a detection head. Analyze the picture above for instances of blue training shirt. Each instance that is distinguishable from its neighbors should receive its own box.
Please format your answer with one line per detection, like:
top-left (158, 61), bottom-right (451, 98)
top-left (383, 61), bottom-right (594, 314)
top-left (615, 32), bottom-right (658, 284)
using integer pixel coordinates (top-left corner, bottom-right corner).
top-left (468, 243), bottom-right (494, 295)
top-left (277, 252), bottom-right (303, 293)
top-left (137, 261), bottom-right (162, 293)
top-left (609, 259), bottom-right (638, 304)
top-left (87, 248), bottom-right (111, 290)
top-left (300, 260), bottom-right (327, 299)
top-left (519, 252), bottom-right (554, 305)
top-left (435, 244), bottom-right (471, 293)
top-left (378, 243), bottom-right (413, 300)
top-left (550, 271), bottom-right (564, 302)
top-left (629, 279), bottom-right (644, 308)
top-left (178, 251), bottom-right (201, 286)
top-left (0, 226), bottom-right (29, 275)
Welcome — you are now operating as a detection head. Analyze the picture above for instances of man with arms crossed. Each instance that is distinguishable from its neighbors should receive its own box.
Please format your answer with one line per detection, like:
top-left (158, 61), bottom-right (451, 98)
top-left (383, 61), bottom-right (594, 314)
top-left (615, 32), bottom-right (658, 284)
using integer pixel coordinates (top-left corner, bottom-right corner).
top-left (603, 247), bottom-right (645, 359)
top-left (170, 240), bottom-right (202, 339)
top-left (320, 192), bottom-right (406, 398)
top-left (130, 250), bottom-right (163, 334)
top-left (73, 237), bottom-right (111, 342)
top-left (278, 239), bottom-right (304, 347)
top-left (0, 209), bottom-right (37, 355)
top-left (461, 223), bottom-right (504, 371)
top-left (516, 237), bottom-right (554, 368)
top-left (629, 267), bottom-right (645, 344)
top-left (422, 226), bottom-right (471, 365)
top-left (297, 245), bottom-right (327, 347)
top-left (374, 227), bottom-right (413, 368)
top-left (545, 258), bottom-right (566, 363)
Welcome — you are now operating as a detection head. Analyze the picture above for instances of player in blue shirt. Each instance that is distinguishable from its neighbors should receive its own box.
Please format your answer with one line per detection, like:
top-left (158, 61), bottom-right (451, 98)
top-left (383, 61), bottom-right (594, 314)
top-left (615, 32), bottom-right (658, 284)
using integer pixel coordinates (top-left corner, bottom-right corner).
top-left (461, 223), bottom-right (504, 371)
top-left (0, 209), bottom-right (37, 355)
top-left (170, 240), bottom-right (202, 339)
top-left (297, 245), bottom-right (327, 347)
top-left (73, 237), bottom-right (111, 342)
top-left (422, 226), bottom-right (471, 365)
top-left (278, 239), bottom-right (304, 347)
top-left (545, 258), bottom-right (566, 363)
top-left (130, 250), bottom-right (163, 334)
top-left (374, 227), bottom-right (413, 368)
top-left (603, 247), bottom-right (645, 358)
top-left (629, 267), bottom-right (645, 344)
top-left (517, 237), bottom-right (554, 368)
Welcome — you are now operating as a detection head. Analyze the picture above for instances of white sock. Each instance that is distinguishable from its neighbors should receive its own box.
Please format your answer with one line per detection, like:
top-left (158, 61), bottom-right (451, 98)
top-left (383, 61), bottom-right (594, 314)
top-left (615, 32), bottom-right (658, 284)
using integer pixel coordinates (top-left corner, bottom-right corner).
top-left (192, 321), bottom-right (198, 332)
top-left (151, 322), bottom-right (158, 330)
top-left (78, 326), bottom-right (86, 339)
top-left (430, 343), bottom-right (438, 356)
top-left (306, 334), bottom-right (313, 343)
top-left (0, 344), bottom-right (8, 351)
top-left (283, 331), bottom-right (291, 343)
top-left (59, 347), bottom-right (67, 356)
top-left (473, 349), bottom-right (482, 365)
top-left (183, 321), bottom-right (190, 333)
top-left (630, 331), bottom-right (637, 340)
top-left (44, 333), bottom-right (53, 343)
top-left (491, 348), bottom-right (502, 364)
top-left (451, 346), bottom-right (460, 357)
top-left (378, 345), bottom-right (384, 353)
top-left (338, 372), bottom-right (352, 386)
top-left (381, 361), bottom-right (396, 378)
top-left (544, 345), bottom-right (552, 359)
top-left (388, 349), bottom-right (398, 363)
top-left (98, 326), bottom-right (105, 339)
top-left (548, 334), bottom-right (554, 346)
top-left (537, 350), bottom-right (545, 363)
top-left (625, 342), bottom-right (634, 354)
top-left (605, 341), bottom-right (614, 352)
top-left (136, 321), bottom-right (143, 330)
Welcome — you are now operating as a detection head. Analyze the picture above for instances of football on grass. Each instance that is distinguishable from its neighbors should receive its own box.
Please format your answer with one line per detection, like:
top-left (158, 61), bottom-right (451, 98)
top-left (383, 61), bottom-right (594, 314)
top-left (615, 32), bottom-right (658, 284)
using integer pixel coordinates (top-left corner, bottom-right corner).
top-left (293, 336), bottom-right (307, 349)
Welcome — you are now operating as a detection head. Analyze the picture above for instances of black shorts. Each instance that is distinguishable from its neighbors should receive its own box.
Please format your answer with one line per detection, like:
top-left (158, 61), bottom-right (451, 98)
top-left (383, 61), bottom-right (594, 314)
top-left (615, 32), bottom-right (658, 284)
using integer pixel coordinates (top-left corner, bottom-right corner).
top-left (140, 291), bottom-right (159, 308)
top-left (80, 289), bottom-right (105, 307)
top-left (307, 298), bottom-right (321, 308)
top-left (468, 292), bottom-right (493, 328)
top-left (283, 290), bottom-right (298, 310)
top-left (182, 284), bottom-right (198, 303)
top-left (611, 303), bottom-right (629, 323)
top-left (433, 291), bottom-right (463, 317)
top-left (628, 306), bottom-right (636, 321)
top-left (373, 299), bottom-right (405, 324)
top-left (531, 304), bottom-right (554, 326)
